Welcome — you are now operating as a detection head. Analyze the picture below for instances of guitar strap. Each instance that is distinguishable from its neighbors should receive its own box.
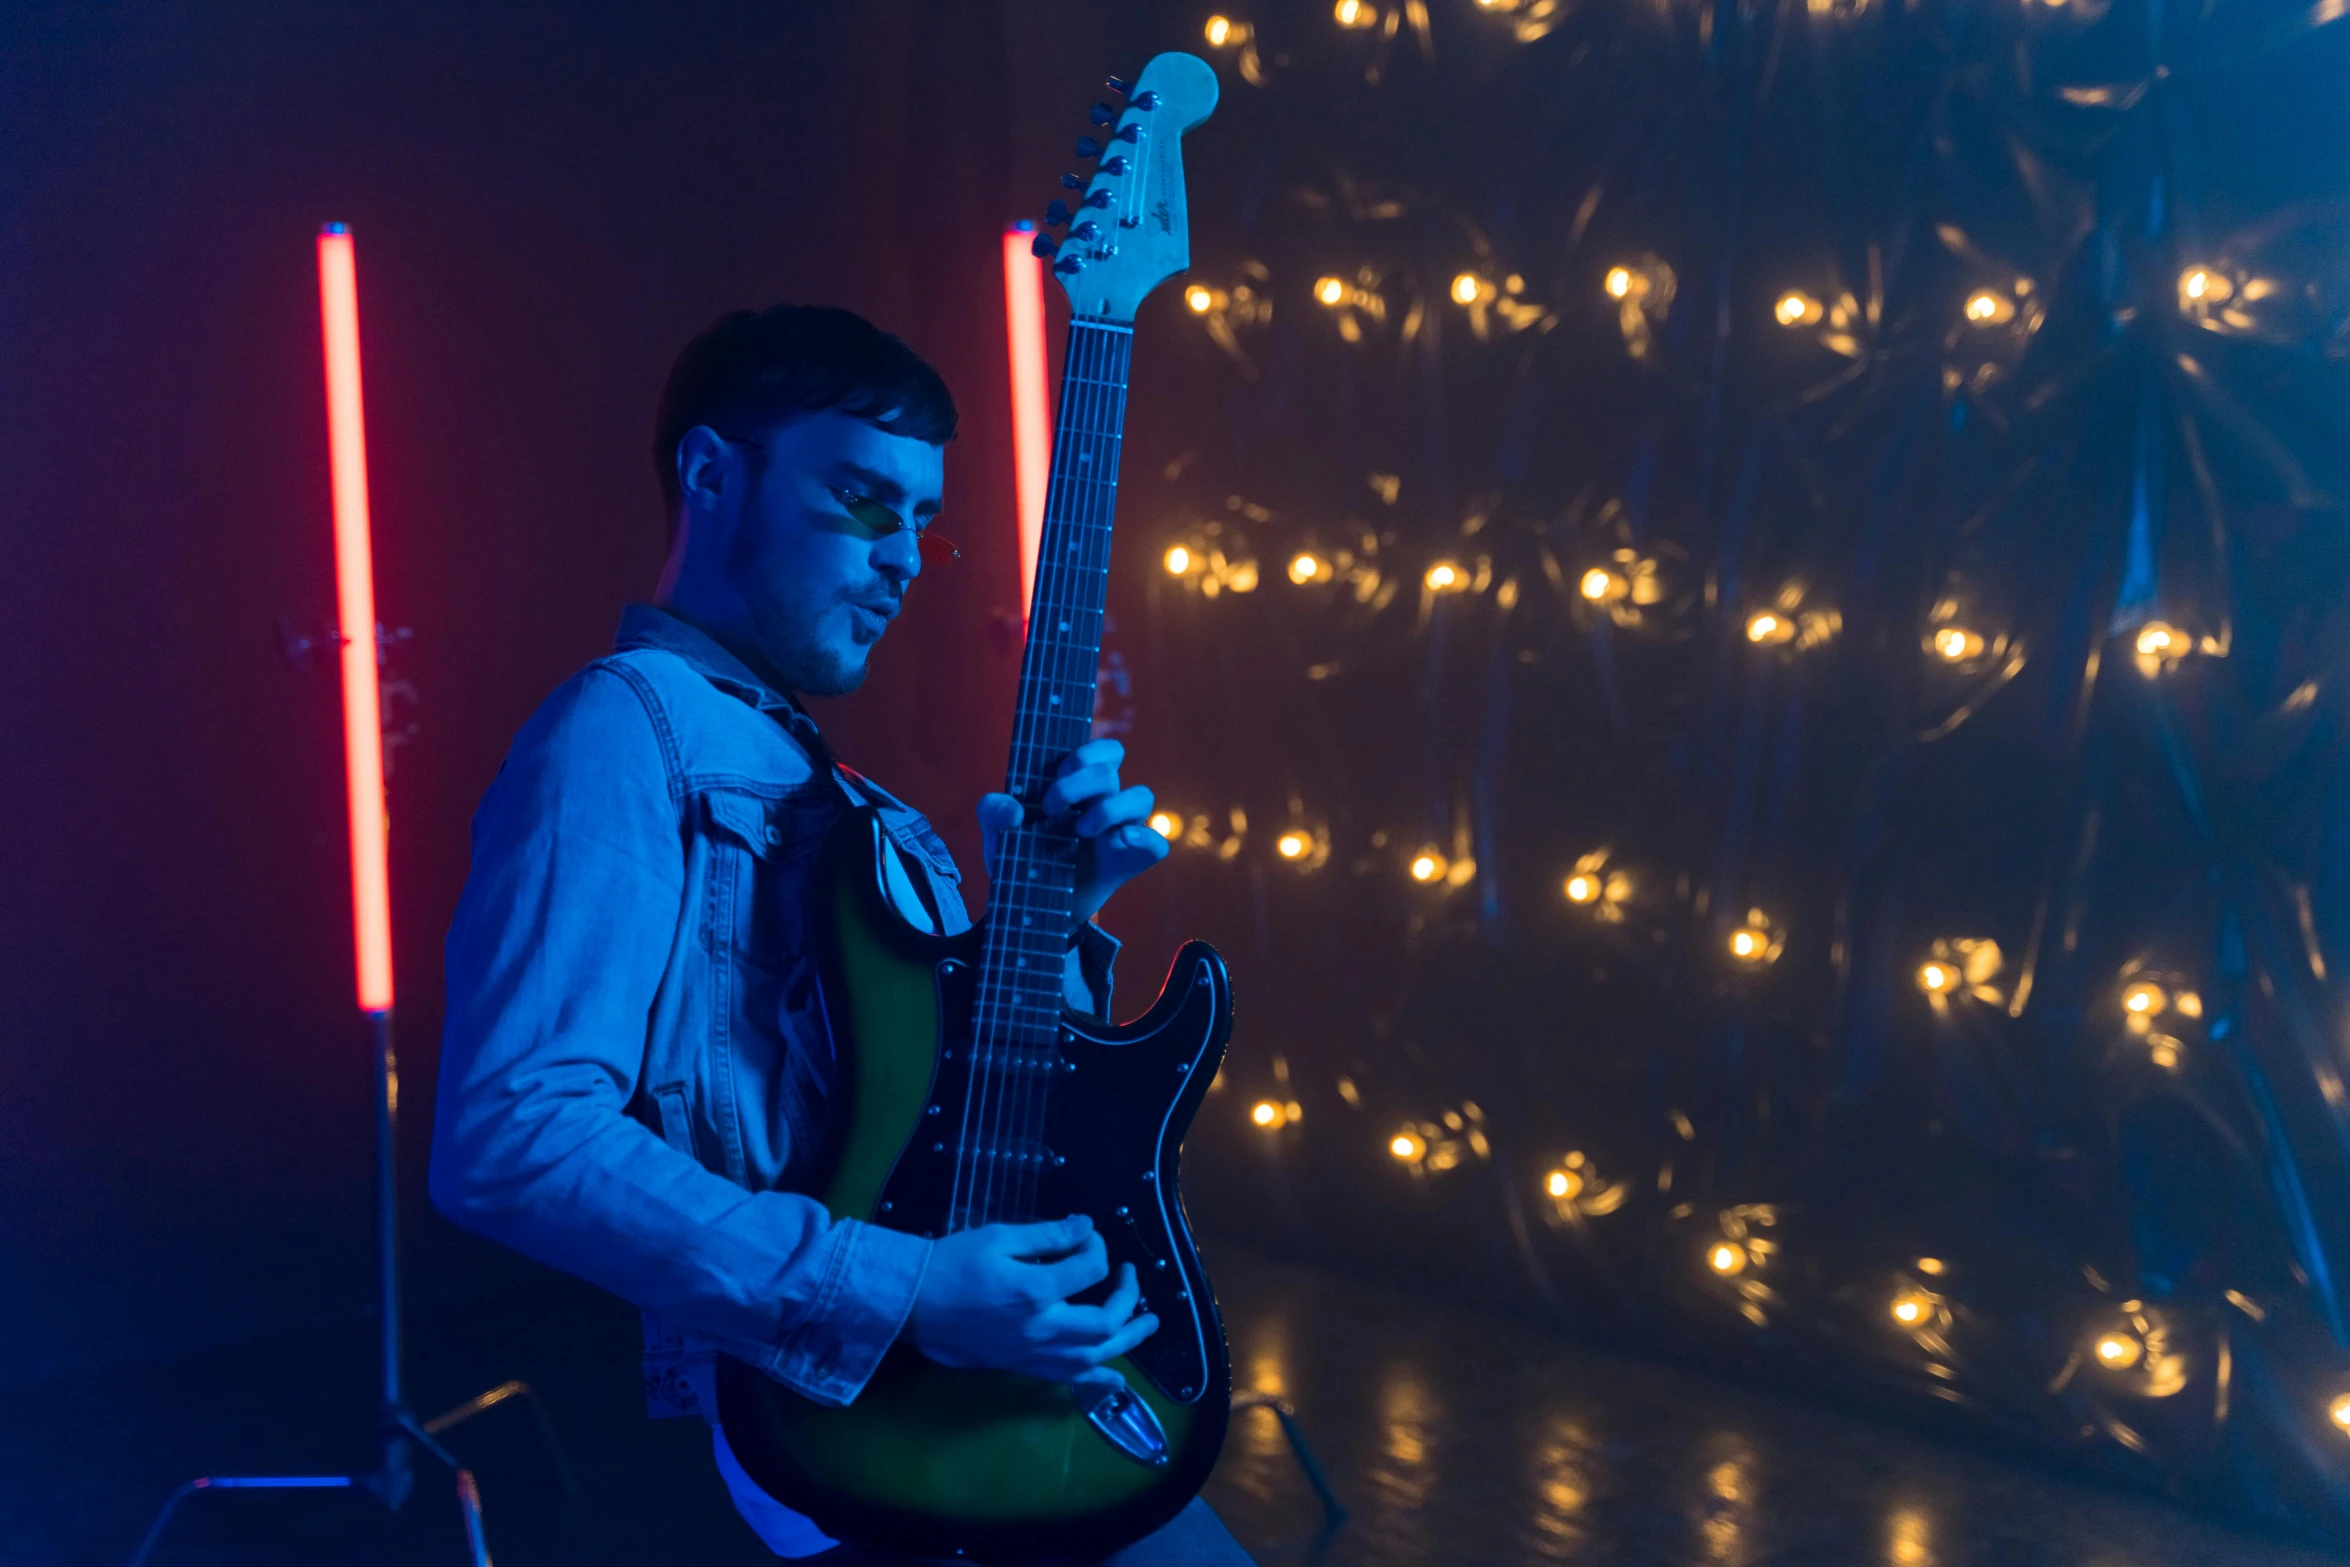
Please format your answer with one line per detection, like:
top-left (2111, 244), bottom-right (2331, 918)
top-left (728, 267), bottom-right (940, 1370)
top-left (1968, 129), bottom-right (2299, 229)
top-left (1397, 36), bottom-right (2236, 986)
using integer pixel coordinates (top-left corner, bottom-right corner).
top-left (752, 686), bottom-right (944, 930)
top-left (830, 761), bottom-right (949, 933)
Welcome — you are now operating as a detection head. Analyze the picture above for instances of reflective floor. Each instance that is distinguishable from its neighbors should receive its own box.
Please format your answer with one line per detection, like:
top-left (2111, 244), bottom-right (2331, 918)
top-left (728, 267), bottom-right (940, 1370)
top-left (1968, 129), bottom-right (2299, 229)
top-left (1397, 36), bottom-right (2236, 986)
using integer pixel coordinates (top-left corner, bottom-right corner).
top-left (4, 1238), bottom-right (2338, 1564)
top-left (1200, 1247), bottom-right (2338, 1566)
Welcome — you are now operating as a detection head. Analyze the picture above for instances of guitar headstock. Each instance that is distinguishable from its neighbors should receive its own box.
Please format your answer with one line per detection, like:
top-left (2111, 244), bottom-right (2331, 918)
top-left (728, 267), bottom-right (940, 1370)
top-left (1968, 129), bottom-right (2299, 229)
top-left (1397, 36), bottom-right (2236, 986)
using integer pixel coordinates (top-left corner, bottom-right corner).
top-left (1029, 52), bottom-right (1219, 323)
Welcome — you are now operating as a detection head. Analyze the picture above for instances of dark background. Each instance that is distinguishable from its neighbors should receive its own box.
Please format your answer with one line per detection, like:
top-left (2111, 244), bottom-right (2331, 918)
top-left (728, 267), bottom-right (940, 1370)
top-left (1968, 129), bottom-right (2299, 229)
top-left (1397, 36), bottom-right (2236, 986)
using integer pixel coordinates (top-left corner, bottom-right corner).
top-left (0, 0), bottom-right (1203, 1388)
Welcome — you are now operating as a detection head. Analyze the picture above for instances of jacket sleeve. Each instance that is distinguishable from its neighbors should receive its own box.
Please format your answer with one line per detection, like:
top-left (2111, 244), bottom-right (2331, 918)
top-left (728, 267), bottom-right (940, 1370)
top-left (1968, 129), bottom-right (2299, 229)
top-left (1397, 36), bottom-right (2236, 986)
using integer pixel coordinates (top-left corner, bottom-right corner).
top-left (429, 665), bottom-right (930, 1408)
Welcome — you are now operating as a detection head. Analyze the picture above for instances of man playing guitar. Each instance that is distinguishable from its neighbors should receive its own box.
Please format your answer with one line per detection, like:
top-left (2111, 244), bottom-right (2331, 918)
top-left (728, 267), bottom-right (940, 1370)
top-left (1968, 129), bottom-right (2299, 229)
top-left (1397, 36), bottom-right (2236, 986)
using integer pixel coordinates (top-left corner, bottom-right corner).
top-left (430, 305), bottom-right (1252, 1564)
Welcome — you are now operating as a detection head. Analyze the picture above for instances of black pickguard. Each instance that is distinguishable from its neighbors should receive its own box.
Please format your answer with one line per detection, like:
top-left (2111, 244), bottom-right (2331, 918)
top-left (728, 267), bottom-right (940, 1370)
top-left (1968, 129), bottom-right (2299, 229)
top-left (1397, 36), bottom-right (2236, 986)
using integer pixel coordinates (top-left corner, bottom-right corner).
top-left (876, 947), bottom-right (1233, 1408)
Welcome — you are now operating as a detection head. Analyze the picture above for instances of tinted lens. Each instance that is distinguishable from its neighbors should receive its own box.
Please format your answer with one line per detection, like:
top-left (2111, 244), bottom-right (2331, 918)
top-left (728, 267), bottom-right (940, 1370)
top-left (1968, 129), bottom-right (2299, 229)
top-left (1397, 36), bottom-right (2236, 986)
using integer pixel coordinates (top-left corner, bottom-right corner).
top-left (839, 494), bottom-right (905, 538)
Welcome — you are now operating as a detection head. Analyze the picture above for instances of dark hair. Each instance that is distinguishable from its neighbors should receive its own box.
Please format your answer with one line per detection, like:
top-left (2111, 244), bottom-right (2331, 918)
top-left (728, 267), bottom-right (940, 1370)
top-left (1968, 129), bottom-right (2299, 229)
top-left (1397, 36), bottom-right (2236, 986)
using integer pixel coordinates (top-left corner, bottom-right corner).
top-left (652, 304), bottom-right (957, 521)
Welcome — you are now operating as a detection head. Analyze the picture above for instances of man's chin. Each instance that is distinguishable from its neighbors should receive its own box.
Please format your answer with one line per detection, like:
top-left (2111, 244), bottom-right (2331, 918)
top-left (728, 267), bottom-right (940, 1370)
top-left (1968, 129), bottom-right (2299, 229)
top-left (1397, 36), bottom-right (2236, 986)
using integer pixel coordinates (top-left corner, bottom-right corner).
top-left (797, 646), bottom-right (871, 698)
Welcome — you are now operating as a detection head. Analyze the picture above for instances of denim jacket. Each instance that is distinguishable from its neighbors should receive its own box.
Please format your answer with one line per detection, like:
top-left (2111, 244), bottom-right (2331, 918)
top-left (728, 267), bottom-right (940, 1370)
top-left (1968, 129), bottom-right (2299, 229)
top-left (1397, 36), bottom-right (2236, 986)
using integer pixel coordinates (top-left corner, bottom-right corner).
top-left (431, 605), bottom-right (1117, 1417)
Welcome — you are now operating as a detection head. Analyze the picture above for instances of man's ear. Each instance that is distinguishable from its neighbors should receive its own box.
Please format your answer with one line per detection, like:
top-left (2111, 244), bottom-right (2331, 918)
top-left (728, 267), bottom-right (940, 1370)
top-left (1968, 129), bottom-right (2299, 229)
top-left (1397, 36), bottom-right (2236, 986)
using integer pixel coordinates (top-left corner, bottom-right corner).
top-left (675, 424), bottom-right (734, 511)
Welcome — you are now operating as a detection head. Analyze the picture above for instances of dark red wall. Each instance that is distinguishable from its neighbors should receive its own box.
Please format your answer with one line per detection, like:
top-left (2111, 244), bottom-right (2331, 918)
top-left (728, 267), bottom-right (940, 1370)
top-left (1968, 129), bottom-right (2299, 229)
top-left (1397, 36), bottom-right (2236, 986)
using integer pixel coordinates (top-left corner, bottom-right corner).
top-left (0, 0), bottom-right (1178, 1384)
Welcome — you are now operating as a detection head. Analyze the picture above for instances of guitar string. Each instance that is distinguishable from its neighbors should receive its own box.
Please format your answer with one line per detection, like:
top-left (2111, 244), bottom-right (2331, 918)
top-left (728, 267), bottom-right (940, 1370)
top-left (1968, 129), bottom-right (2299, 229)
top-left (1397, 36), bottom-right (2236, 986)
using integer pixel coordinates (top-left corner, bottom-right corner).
top-left (1003, 319), bottom-right (1112, 1226)
top-left (987, 317), bottom-right (1106, 1228)
top-left (969, 316), bottom-right (1102, 1229)
top-left (997, 318), bottom-right (1124, 1227)
top-left (1014, 322), bottom-right (1126, 1224)
top-left (1039, 323), bottom-right (1128, 1221)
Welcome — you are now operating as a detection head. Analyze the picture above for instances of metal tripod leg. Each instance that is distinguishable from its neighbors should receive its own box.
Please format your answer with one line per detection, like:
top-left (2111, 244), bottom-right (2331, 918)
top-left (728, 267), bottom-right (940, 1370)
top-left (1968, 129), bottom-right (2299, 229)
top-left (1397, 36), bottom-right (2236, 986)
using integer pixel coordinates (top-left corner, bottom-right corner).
top-left (424, 1379), bottom-right (577, 1492)
top-left (1232, 1391), bottom-right (1347, 1533)
top-left (125, 1476), bottom-right (357, 1567)
top-left (122, 1431), bottom-right (491, 1567)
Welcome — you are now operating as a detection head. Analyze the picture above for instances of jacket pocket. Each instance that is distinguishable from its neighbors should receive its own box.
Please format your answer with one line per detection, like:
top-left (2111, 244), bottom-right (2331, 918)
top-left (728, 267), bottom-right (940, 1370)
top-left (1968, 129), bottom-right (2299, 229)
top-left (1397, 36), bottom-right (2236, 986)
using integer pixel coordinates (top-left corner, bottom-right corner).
top-left (694, 787), bottom-right (826, 974)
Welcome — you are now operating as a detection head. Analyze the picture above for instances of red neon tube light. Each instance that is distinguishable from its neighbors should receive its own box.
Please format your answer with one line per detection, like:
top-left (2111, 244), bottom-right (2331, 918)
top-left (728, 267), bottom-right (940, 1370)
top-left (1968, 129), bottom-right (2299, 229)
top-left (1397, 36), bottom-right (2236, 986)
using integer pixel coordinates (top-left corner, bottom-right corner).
top-left (316, 223), bottom-right (394, 1013)
top-left (1001, 224), bottom-right (1052, 624)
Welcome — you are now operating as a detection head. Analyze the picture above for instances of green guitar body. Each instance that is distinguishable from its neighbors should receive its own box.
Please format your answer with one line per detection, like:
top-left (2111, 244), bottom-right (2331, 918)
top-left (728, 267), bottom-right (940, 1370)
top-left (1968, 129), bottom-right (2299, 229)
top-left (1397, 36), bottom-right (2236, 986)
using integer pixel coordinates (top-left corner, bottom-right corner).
top-left (716, 811), bottom-right (1234, 1559)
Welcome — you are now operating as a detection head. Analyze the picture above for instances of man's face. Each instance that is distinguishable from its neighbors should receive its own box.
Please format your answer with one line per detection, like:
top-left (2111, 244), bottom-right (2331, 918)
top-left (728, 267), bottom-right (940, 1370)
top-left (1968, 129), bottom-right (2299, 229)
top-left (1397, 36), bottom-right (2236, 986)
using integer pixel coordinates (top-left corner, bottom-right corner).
top-left (708, 410), bottom-right (946, 697)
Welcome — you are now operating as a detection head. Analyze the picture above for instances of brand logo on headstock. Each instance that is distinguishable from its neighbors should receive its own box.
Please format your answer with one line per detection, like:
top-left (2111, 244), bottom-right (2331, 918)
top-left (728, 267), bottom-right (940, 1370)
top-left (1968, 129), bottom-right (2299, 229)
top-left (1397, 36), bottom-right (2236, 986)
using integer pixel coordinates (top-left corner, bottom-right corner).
top-left (1152, 198), bottom-right (1173, 234)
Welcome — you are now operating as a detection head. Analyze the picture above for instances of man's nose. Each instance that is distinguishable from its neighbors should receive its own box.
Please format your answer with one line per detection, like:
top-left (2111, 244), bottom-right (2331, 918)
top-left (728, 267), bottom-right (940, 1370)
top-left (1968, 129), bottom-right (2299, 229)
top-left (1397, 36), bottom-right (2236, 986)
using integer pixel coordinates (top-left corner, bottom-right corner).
top-left (874, 528), bottom-right (922, 584)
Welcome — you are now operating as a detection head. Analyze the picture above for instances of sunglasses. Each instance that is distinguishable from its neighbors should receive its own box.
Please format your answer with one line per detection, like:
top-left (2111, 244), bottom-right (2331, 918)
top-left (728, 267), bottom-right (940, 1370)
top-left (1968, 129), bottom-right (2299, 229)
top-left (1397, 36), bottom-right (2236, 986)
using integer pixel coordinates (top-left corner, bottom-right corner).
top-left (825, 485), bottom-right (961, 561)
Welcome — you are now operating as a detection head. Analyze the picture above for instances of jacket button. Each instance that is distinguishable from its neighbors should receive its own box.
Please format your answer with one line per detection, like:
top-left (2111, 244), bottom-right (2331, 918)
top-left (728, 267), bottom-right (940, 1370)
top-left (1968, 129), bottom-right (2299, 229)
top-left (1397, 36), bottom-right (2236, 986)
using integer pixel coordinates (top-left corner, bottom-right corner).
top-left (764, 825), bottom-right (780, 845)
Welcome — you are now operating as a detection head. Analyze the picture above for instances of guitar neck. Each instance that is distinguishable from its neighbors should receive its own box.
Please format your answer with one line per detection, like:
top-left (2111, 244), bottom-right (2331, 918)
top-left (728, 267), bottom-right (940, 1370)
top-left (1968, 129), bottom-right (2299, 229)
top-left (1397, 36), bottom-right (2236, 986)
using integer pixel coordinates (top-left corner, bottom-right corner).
top-left (1008, 316), bottom-right (1133, 798)
top-left (981, 315), bottom-right (1134, 991)
top-left (952, 316), bottom-right (1133, 1231)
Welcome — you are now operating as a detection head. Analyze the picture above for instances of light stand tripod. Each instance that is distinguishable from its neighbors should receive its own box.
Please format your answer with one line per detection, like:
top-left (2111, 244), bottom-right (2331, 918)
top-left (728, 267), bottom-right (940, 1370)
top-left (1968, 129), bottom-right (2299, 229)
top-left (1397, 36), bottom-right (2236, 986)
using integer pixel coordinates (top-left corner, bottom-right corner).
top-left (125, 1009), bottom-right (574, 1566)
top-left (123, 221), bottom-right (569, 1565)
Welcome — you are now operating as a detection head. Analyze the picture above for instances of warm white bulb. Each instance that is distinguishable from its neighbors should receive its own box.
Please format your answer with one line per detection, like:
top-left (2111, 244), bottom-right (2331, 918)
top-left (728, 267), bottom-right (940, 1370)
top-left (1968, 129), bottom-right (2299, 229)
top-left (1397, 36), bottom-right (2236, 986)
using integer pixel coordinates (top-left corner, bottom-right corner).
top-left (1390, 1132), bottom-right (1423, 1160)
top-left (1426, 562), bottom-right (1462, 591)
top-left (1205, 14), bottom-right (1235, 45)
top-left (1251, 1100), bottom-right (1281, 1127)
top-left (1451, 272), bottom-right (1483, 305)
top-left (1747, 612), bottom-right (1781, 643)
top-left (1605, 266), bottom-right (1633, 299)
top-left (1775, 291), bottom-right (1818, 327)
top-left (1565, 874), bottom-right (1598, 904)
top-left (1164, 545), bottom-right (1192, 576)
top-left (1289, 552), bottom-right (1324, 584)
top-left (1277, 832), bottom-right (1308, 860)
top-left (1580, 567), bottom-right (1618, 602)
top-left (1708, 1243), bottom-right (1746, 1275)
top-left (1148, 811), bottom-right (1180, 839)
top-left (1315, 276), bottom-right (1347, 307)
top-left (1185, 284), bottom-right (1214, 314)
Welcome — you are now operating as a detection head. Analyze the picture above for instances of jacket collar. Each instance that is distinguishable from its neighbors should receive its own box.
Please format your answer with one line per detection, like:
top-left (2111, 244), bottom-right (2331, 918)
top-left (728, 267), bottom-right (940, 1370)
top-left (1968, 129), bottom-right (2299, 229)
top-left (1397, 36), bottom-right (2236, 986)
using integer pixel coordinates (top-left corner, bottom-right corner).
top-left (613, 604), bottom-right (834, 762)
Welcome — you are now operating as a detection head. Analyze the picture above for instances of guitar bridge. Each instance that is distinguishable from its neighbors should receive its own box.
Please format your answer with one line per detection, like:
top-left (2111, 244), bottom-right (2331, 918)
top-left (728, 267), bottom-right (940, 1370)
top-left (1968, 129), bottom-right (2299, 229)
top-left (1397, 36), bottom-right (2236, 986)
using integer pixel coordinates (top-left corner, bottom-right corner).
top-left (1081, 1384), bottom-right (1171, 1469)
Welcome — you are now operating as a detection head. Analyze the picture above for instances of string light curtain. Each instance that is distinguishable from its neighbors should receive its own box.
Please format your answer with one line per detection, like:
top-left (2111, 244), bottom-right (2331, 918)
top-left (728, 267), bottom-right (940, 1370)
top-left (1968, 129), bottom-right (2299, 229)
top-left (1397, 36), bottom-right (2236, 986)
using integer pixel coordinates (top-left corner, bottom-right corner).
top-left (1135, 0), bottom-right (2350, 1540)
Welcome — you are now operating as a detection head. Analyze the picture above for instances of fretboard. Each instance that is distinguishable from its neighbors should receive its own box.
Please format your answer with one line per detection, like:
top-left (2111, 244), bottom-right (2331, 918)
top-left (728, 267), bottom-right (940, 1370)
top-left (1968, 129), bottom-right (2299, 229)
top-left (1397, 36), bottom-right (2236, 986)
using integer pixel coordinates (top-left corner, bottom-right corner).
top-left (950, 315), bottom-right (1134, 1230)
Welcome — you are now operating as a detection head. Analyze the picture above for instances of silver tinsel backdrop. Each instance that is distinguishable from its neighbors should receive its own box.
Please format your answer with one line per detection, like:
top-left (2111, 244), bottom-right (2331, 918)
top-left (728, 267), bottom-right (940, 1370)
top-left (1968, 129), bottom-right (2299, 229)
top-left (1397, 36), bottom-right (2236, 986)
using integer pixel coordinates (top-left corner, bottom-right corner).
top-left (1100, 0), bottom-right (2350, 1541)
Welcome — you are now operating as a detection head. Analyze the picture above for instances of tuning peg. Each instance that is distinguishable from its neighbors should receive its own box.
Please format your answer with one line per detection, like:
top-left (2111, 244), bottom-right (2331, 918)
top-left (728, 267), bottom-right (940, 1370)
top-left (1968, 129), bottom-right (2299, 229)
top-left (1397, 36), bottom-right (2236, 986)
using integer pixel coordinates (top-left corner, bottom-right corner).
top-left (1081, 188), bottom-right (1111, 209)
top-left (1075, 135), bottom-right (1102, 160)
top-left (1106, 75), bottom-right (1131, 96)
top-left (1054, 255), bottom-right (1083, 276)
top-left (1090, 102), bottom-right (1116, 126)
top-left (1132, 90), bottom-right (1159, 110)
top-left (1059, 173), bottom-right (1083, 191)
top-left (1101, 156), bottom-right (1130, 177)
top-left (1030, 232), bottom-right (1059, 259)
top-left (1110, 123), bottom-right (1140, 144)
top-left (1070, 220), bottom-right (1101, 242)
top-left (1044, 199), bottom-right (1072, 226)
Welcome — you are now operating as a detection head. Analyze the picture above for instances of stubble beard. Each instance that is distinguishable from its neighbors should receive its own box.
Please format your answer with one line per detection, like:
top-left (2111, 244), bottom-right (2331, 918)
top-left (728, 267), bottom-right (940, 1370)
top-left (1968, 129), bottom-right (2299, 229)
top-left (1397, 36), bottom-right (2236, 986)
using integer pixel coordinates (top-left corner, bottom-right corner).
top-left (728, 526), bottom-right (873, 698)
top-left (753, 599), bottom-right (871, 697)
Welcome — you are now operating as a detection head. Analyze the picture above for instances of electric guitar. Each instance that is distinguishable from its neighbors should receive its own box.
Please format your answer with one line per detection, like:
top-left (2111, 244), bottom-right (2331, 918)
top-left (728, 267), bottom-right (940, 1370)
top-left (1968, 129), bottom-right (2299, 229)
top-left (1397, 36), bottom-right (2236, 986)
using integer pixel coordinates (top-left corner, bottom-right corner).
top-left (717, 52), bottom-right (1229, 1559)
